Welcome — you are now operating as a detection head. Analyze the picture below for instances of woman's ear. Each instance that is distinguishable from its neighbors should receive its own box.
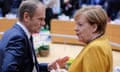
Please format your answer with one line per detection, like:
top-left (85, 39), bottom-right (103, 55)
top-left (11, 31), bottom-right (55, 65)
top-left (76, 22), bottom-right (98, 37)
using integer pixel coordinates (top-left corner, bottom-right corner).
top-left (92, 24), bottom-right (97, 33)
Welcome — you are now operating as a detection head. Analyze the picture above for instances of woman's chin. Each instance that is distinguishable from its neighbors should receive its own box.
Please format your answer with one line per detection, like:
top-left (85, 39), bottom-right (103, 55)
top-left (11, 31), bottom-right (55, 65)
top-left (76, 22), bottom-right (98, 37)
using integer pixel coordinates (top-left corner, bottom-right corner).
top-left (78, 38), bottom-right (82, 42)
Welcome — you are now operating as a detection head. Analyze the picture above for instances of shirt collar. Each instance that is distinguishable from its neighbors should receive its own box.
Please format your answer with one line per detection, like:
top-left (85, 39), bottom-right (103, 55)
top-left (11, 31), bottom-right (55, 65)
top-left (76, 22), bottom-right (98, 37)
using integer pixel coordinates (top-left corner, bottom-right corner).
top-left (17, 21), bottom-right (31, 39)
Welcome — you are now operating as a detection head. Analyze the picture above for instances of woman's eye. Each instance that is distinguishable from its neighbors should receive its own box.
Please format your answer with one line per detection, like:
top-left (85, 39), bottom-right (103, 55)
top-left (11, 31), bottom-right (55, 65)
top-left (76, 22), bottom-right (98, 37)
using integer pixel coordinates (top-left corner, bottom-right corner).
top-left (78, 23), bottom-right (83, 26)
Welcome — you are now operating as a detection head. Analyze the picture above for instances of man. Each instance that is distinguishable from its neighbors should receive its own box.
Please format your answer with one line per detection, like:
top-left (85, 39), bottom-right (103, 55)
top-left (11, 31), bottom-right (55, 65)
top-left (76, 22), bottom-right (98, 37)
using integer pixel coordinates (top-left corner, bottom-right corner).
top-left (0, 1), bottom-right (69, 72)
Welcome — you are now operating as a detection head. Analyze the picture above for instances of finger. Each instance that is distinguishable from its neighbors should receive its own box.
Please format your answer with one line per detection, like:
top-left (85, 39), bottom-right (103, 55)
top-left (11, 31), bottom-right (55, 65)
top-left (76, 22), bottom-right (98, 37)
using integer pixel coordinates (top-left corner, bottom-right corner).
top-left (61, 56), bottom-right (69, 62)
top-left (56, 63), bottom-right (62, 72)
top-left (56, 63), bottom-right (60, 69)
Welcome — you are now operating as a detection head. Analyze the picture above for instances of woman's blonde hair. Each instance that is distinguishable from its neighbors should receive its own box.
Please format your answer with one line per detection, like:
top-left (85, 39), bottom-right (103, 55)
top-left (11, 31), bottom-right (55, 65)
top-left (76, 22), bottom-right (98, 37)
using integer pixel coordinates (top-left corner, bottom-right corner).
top-left (74, 5), bottom-right (108, 34)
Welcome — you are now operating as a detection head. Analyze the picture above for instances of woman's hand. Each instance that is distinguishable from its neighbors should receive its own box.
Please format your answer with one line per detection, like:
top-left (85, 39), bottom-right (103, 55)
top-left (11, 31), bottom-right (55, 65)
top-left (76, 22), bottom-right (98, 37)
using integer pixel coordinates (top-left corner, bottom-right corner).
top-left (48, 56), bottom-right (69, 70)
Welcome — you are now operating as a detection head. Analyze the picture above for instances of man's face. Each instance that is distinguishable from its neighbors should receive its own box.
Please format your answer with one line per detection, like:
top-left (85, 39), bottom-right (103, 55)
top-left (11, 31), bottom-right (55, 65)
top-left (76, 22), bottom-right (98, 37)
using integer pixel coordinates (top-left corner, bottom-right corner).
top-left (27, 5), bottom-right (46, 34)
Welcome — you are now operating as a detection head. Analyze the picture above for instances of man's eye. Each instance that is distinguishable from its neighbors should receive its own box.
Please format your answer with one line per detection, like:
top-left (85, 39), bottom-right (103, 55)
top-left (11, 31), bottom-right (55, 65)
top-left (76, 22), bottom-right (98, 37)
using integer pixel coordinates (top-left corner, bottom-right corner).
top-left (38, 18), bottom-right (44, 21)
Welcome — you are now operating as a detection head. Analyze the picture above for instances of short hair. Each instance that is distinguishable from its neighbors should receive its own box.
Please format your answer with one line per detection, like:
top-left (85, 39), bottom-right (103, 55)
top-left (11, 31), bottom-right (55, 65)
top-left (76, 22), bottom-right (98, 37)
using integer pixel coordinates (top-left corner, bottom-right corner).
top-left (74, 5), bottom-right (108, 34)
top-left (18, 0), bottom-right (44, 21)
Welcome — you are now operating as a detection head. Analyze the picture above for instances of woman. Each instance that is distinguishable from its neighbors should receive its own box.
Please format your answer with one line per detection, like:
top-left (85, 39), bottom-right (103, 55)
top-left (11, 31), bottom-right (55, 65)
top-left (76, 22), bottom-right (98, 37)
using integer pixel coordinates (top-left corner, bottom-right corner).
top-left (68, 5), bottom-right (113, 72)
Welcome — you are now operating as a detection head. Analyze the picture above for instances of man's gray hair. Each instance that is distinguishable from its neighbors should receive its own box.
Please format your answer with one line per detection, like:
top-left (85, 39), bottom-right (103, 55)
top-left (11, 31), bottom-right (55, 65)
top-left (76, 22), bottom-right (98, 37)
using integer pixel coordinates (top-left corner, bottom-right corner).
top-left (18, 0), bottom-right (41, 21)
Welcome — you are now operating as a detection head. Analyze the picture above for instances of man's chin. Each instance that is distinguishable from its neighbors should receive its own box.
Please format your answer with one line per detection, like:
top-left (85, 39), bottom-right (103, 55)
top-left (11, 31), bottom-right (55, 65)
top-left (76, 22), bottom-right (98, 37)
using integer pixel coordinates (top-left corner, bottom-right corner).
top-left (32, 31), bottom-right (40, 34)
top-left (36, 31), bottom-right (40, 33)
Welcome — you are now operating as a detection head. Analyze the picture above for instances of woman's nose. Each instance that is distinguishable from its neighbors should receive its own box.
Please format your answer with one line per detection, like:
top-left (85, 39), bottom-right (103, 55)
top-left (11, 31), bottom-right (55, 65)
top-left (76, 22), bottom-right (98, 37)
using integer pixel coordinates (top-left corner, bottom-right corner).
top-left (74, 25), bottom-right (78, 31)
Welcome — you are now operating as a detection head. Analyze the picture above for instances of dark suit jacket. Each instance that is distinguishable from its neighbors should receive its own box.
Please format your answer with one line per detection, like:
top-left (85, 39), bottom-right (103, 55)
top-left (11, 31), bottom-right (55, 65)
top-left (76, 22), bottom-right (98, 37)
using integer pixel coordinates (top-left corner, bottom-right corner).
top-left (0, 24), bottom-right (49, 72)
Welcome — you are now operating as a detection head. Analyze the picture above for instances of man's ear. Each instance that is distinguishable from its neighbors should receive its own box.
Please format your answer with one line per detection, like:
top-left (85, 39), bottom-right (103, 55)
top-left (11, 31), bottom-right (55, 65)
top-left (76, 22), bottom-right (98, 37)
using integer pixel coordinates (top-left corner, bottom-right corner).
top-left (92, 24), bottom-right (97, 33)
top-left (23, 12), bottom-right (30, 22)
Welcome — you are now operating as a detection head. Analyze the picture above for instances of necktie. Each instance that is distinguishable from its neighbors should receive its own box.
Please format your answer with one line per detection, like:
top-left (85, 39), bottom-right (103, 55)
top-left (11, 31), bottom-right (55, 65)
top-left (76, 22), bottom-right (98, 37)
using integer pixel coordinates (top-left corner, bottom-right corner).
top-left (30, 36), bottom-right (39, 72)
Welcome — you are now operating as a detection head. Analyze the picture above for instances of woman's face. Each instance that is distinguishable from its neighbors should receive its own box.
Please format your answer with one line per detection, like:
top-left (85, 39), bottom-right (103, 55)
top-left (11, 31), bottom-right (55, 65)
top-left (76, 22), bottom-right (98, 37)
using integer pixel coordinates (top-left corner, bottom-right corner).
top-left (74, 15), bottom-right (95, 43)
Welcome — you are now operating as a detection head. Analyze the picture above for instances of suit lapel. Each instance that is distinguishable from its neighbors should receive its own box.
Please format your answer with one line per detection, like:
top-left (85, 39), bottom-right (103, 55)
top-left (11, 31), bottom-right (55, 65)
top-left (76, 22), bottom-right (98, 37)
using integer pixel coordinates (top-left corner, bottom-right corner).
top-left (29, 36), bottom-right (39, 72)
top-left (13, 24), bottom-right (39, 71)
